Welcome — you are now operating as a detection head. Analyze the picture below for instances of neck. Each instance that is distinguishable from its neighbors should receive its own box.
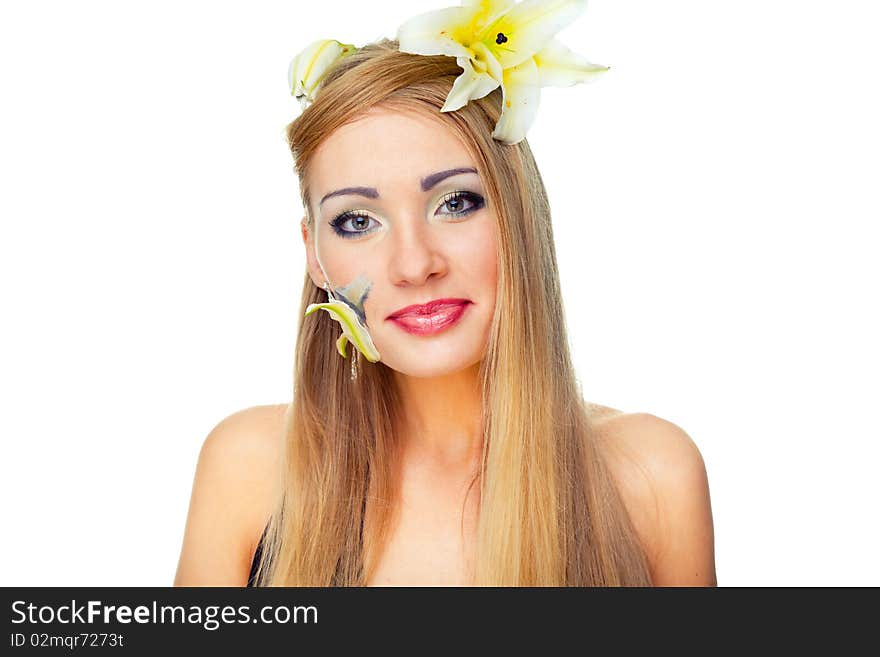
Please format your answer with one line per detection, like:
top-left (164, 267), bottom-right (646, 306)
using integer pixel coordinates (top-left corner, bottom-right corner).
top-left (392, 361), bottom-right (484, 468)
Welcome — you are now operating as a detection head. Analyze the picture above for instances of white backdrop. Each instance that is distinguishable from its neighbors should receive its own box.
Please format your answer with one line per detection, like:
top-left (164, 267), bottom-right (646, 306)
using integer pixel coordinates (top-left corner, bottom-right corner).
top-left (1, 0), bottom-right (877, 586)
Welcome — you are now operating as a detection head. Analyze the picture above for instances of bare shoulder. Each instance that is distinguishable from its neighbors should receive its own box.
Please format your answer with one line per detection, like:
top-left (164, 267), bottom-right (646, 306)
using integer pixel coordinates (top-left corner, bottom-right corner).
top-left (173, 403), bottom-right (287, 586)
top-left (200, 403), bottom-right (287, 470)
top-left (589, 406), bottom-right (717, 586)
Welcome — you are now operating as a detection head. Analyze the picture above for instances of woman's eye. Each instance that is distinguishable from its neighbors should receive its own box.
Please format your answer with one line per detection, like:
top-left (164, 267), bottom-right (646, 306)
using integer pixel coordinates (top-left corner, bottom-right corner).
top-left (437, 191), bottom-right (484, 217)
top-left (330, 213), bottom-right (378, 238)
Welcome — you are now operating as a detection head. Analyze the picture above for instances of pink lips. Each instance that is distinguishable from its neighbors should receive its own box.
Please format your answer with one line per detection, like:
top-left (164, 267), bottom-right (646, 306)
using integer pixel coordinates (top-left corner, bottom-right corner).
top-left (387, 299), bottom-right (472, 336)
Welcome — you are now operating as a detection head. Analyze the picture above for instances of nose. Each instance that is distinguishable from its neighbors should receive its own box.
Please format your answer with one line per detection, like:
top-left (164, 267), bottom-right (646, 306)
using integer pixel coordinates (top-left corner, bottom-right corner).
top-left (387, 218), bottom-right (447, 287)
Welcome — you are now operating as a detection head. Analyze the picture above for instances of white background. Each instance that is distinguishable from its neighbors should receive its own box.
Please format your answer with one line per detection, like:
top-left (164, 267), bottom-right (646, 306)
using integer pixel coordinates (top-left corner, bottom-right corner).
top-left (1, 1), bottom-right (877, 586)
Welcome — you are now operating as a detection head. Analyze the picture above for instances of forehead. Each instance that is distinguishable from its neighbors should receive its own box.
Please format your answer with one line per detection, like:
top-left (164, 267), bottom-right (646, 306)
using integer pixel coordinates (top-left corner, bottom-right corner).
top-left (309, 107), bottom-right (476, 193)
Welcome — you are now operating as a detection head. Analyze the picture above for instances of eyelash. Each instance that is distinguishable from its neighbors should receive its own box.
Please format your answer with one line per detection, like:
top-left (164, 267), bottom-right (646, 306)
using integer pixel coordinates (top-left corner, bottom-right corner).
top-left (329, 190), bottom-right (485, 239)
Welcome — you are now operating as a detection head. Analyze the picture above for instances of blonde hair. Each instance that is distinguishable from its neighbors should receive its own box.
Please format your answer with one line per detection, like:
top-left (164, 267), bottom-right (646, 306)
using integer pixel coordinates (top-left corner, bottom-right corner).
top-left (252, 39), bottom-right (652, 586)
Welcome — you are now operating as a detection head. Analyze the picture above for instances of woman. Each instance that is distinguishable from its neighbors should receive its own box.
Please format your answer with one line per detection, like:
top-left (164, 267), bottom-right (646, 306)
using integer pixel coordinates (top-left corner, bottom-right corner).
top-left (174, 31), bottom-right (715, 586)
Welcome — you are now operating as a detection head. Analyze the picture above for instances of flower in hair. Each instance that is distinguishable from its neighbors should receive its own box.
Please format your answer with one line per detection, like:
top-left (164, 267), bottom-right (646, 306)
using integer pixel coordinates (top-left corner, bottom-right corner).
top-left (288, 39), bottom-right (358, 109)
top-left (304, 274), bottom-right (381, 363)
top-left (396, 0), bottom-right (609, 144)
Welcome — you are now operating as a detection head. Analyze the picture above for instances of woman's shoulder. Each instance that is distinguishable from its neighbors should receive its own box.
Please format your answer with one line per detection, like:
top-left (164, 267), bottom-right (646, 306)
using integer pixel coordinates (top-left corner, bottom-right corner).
top-left (173, 404), bottom-right (286, 585)
top-left (200, 403), bottom-right (287, 463)
top-left (200, 402), bottom-right (287, 527)
top-left (586, 404), bottom-right (705, 484)
top-left (585, 402), bottom-right (716, 585)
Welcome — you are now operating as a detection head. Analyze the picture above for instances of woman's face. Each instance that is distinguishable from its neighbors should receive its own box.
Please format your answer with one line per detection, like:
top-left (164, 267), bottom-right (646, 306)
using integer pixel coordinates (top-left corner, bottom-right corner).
top-left (301, 107), bottom-right (498, 378)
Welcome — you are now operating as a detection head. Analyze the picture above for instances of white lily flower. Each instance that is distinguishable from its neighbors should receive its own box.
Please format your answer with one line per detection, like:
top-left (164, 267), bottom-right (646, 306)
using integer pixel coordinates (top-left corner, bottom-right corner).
top-left (288, 39), bottom-right (358, 109)
top-left (397, 0), bottom-right (609, 144)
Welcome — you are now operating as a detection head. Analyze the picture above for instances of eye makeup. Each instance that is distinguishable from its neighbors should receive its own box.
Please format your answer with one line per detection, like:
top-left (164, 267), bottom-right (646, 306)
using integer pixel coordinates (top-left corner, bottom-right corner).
top-left (327, 190), bottom-right (486, 239)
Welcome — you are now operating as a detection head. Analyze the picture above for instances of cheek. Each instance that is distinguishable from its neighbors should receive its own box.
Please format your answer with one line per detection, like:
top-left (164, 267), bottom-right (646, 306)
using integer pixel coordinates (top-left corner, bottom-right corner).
top-left (314, 232), bottom-right (366, 286)
top-left (314, 235), bottom-right (387, 331)
top-left (459, 217), bottom-right (499, 295)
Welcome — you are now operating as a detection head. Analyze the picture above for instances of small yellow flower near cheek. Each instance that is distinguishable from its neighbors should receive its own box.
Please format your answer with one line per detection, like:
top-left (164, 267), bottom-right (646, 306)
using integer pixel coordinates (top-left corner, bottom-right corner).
top-left (304, 274), bottom-right (381, 363)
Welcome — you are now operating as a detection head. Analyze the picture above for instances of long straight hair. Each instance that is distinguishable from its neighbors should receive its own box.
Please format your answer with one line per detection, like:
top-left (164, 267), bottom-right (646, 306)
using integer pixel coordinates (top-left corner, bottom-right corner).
top-left (252, 39), bottom-right (652, 586)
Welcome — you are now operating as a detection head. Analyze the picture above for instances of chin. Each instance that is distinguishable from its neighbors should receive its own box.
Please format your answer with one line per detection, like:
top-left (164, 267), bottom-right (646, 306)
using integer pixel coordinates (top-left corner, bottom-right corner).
top-left (378, 337), bottom-right (485, 379)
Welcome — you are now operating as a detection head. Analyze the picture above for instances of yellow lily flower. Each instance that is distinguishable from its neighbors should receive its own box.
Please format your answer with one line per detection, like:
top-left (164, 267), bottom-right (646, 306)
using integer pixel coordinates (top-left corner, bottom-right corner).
top-left (304, 274), bottom-right (381, 363)
top-left (288, 39), bottom-right (358, 109)
top-left (396, 0), bottom-right (609, 144)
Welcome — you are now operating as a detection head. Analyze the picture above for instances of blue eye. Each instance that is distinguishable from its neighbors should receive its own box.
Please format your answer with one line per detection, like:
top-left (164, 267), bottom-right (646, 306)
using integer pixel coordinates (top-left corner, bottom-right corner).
top-left (329, 212), bottom-right (378, 239)
top-left (436, 191), bottom-right (484, 217)
top-left (328, 191), bottom-right (485, 239)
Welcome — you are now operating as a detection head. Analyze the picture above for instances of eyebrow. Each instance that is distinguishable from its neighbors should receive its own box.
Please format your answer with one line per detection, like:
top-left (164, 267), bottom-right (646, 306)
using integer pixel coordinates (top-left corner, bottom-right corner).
top-left (318, 167), bottom-right (479, 207)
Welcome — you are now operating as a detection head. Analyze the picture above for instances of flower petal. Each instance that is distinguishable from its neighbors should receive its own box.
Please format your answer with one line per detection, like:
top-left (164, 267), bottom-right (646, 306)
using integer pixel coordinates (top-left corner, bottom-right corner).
top-left (492, 56), bottom-right (541, 145)
top-left (441, 56), bottom-right (501, 112)
top-left (305, 300), bottom-right (381, 362)
top-left (533, 38), bottom-right (609, 87)
top-left (482, 0), bottom-right (588, 69)
top-left (397, 6), bottom-right (475, 59)
top-left (472, 40), bottom-right (504, 84)
top-left (289, 39), bottom-right (357, 108)
top-left (463, 0), bottom-right (518, 33)
top-left (463, 0), bottom-right (515, 12)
